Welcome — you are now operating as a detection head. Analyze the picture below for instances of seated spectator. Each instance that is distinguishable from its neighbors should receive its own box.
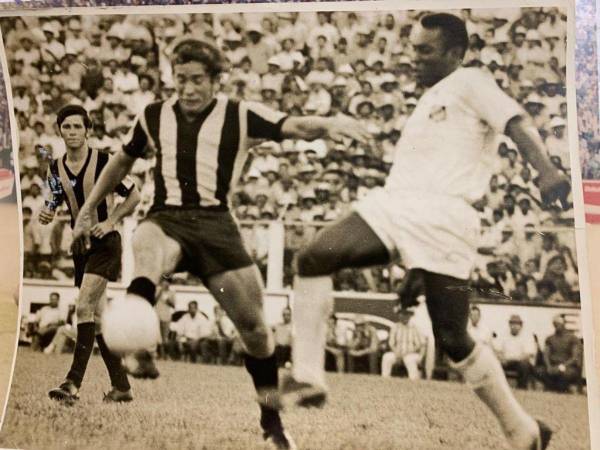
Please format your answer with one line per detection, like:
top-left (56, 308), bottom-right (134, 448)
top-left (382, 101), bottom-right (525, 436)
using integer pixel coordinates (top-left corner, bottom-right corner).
top-left (31, 292), bottom-right (64, 351)
top-left (467, 305), bottom-right (493, 346)
top-left (381, 308), bottom-right (426, 380)
top-left (174, 301), bottom-right (214, 363)
top-left (272, 307), bottom-right (292, 368)
top-left (208, 305), bottom-right (236, 365)
top-left (535, 314), bottom-right (583, 393)
top-left (44, 304), bottom-right (76, 355)
top-left (347, 315), bottom-right (379, 374)
top-left (325, 314), bottom-right (348, 373)
top-left (495, 314), bottom-right (536, 389)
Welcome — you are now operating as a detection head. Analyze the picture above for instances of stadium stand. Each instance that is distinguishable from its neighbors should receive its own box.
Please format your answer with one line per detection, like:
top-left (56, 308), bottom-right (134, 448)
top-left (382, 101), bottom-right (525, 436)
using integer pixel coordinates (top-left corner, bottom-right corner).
top-left (0, 10), bottom-right (580, 304)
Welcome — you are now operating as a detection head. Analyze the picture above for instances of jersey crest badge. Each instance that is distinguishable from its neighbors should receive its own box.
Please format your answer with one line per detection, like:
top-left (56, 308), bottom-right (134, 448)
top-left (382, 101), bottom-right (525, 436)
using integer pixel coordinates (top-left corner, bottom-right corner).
top-left (429, 105), bottom-right (447, 122)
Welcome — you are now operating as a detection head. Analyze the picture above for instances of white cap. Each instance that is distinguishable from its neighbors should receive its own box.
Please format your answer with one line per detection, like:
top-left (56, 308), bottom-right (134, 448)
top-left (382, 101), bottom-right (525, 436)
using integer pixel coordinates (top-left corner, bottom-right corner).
top-left (333, 76), bottom-right (348, 87)
top-left (525, 93), bottom-right (545, 105)
top-left (526, 30), bottom-right (542, 41)
top-left (549, 116), bottom-right (567, 128)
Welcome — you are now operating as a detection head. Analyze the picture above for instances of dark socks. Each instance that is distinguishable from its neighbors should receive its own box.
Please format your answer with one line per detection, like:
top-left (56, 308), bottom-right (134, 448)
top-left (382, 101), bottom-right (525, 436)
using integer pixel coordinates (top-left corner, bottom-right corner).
top-left (66, 322), bottom-right (96, 388)
top-left (126, 277), bottom-right (156, 306)
top-left (244, 353), bottom-right (282, 431)
top-left (96, 334), bottom-right (131, 392)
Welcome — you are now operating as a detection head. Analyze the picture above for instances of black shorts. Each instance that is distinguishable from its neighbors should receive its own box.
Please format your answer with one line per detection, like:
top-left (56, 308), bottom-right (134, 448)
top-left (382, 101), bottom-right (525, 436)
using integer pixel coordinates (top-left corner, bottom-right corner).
top-left (73, 231), bottom-right (122, 288)
top-left (145, 208), bottom-right (253, 281)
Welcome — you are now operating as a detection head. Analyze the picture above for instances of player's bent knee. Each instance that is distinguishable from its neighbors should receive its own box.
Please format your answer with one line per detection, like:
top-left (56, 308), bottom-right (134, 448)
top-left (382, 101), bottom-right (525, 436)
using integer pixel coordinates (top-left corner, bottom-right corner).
top-left (76, 301), bottom-right (95, 323)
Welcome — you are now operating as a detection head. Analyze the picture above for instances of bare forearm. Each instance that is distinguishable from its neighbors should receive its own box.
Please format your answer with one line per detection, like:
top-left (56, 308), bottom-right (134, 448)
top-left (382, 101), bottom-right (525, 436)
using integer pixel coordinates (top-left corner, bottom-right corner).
top-left (506, 116), bottom-right (556, 175)
top-left (280, 116), bottom-right (332, 140)
top-left (107, 187), bottom-right (140, 226)
top-left (84, 151), bottom-right (135, 211)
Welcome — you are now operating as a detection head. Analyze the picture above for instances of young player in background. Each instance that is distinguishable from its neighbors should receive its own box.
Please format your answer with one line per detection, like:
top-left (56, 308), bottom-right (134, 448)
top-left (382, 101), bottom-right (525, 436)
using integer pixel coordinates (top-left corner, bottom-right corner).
top-left (40, 105), bottom-right (140, 403)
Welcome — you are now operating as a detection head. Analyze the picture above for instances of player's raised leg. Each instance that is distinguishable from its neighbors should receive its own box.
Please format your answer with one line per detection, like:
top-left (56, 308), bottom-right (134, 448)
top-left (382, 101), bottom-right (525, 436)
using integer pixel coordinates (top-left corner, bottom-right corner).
top-left (422, 271), bottom-right (550, 450)
top-left (290, 212), bottom-right (389, 402)
top-left (207, 265), bottom-right (296, 450)
top-left (49, 273), bottom-right (106, 402)
top-left (103, 221), bottom-right (182, 378)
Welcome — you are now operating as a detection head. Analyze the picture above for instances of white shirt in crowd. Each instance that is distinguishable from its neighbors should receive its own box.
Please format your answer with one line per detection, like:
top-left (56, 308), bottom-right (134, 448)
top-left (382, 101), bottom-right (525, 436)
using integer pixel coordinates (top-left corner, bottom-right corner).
top-left (36, 306), bottom-right (63, 329)
top-left (468, 321), bottom-right (494, 346)
top-left (175, 312), bottom-right (213, 341)
top-left (496, 331), bottom-right (536, 364)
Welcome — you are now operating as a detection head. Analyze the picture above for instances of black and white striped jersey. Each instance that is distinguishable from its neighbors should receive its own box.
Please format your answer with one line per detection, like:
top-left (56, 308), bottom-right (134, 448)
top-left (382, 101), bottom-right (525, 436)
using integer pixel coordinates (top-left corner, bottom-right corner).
top-left (123, 95), bottom-right (288, 212)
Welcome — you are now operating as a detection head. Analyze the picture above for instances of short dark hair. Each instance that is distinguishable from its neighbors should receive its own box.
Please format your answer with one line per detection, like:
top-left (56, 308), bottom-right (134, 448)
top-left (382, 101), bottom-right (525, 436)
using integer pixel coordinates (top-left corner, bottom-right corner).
top-left (50, 292), bottom-right (60, 299)
top-left (189, 300), bottom-right (198, 307)
top-left (56, 104), bottom-right (91, 130)
top-left (421, 13), bottom-right (469, 58)
top-left (171, 39), bottom-right (225, 80)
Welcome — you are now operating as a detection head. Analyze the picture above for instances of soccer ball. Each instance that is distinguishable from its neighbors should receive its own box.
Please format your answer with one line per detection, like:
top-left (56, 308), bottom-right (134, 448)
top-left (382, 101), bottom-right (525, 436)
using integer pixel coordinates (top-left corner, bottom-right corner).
top-left (102, 296), bottom-right (160, 355)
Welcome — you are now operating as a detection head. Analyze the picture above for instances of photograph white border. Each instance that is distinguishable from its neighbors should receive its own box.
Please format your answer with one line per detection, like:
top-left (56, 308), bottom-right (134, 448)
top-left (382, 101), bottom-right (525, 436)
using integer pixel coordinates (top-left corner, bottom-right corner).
top-left (0, 1), bottom-right (596, 448)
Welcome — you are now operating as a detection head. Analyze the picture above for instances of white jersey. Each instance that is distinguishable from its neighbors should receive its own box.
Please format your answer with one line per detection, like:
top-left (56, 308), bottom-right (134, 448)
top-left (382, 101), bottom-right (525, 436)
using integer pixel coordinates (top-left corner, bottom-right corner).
top-left (386, 67), bottom-right (523, 203)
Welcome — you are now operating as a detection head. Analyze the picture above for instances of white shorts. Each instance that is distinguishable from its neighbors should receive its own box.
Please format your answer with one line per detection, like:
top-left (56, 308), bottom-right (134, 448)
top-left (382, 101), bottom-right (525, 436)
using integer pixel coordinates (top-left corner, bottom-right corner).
top-left (354, 188), bottom-right (480, 280)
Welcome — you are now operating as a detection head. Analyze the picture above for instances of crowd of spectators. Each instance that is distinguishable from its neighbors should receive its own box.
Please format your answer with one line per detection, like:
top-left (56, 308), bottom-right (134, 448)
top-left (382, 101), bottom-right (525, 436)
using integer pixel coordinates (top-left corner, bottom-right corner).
top-left (4, 10), bottom-right (580, 302)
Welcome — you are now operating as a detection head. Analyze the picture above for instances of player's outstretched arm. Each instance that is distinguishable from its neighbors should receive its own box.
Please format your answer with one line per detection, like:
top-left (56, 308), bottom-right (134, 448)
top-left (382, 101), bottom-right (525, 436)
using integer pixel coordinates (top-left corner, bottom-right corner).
top-left (505, 116), bottom-right (571, 207)
top-left (281, 114), bottom-right (371, 144)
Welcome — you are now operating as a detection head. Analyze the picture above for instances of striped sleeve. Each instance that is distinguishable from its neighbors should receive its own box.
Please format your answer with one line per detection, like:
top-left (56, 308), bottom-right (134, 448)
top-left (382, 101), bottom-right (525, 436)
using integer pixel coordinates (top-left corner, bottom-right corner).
top-left (123, 114), bottom-right (149, 159)
top-left (243, 101), bottom-right (288, 142)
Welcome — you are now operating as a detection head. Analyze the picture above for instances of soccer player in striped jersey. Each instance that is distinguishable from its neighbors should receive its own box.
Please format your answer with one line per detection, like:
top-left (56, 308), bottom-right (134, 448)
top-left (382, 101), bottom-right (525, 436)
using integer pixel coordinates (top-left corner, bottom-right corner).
top-left (278, 14), bottom-right (568, 450)
top-left (71, 39), bottom-right (369, 449)
top-left (39, 105), bottom-right (140, 403)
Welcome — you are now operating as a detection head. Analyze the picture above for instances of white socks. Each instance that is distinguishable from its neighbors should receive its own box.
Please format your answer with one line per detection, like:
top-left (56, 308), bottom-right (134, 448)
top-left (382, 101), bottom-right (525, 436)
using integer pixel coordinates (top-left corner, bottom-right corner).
top-left (291, 276), bottom-right (333, 389)
top-left (451, 344), bottom-right (539, 449)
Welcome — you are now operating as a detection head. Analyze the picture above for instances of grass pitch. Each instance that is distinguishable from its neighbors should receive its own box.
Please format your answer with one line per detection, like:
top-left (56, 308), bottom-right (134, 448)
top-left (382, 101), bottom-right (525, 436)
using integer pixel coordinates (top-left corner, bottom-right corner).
top-left (0, 348), bottom-right (590, 450)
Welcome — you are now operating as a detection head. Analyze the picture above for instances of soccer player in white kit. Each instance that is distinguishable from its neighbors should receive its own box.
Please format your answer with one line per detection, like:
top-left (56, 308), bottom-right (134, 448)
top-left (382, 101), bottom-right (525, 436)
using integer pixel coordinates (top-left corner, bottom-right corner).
top-left (279, 13), bottom-right (569, 450)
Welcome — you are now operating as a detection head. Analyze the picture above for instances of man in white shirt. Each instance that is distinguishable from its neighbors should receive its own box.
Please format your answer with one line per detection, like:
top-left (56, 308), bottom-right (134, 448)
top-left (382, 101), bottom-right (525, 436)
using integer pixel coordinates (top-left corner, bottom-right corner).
top-left (496, 315), bottom-right (536, 390)
top-left (33, 292), bottom-right (64, 350)
top-left (175, 301), bottom-right (214, 363)
top-left (467, 305), bottom-right (493, 347)
top-left (285, 13), bottom-right (564, 450)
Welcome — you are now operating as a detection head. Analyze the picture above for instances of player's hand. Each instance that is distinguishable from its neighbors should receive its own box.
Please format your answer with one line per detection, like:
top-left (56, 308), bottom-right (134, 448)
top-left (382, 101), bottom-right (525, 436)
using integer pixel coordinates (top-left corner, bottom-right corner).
top-left (91, 220), bottom-right (114, 239)
top-left (326, 114), bottom-right (372, 145)
top-left (38, 207), bottom-right (55, 225)
top-left (72, 207), bottom-right (92, 256)
top-left (539, 172), bottom-right (571, 209)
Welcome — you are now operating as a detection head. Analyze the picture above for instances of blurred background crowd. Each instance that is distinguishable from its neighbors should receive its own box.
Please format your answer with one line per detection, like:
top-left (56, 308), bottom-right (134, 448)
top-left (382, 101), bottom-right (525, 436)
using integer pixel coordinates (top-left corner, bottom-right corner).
top-left (1, 8), bottom-right (581, 303)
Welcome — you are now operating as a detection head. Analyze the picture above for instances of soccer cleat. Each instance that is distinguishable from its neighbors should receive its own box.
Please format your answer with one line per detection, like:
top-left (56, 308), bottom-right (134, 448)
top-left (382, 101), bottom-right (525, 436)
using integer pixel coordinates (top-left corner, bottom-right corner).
top-left (262, 371), bottom-right (327, 410)
top-left (48, 379), bottom-right (79, 404)
top-left (127, 350), bottom-right (160, 379)
top-left (264, 428), bottom-right (297, 450)
top-left (103, 387), bottom-right (133, 403)
top-left (530, 419), bottom-right (552, 450)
